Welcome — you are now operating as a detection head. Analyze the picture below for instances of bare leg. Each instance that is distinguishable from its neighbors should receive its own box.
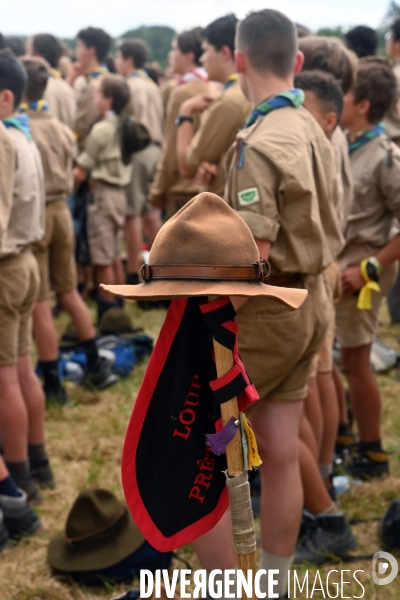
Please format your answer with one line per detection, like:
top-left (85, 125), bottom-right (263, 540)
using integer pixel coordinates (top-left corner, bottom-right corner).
top-left (0, 365), bottom-right (28, 462)
top-left (95, 265), bottom-right (116, 303)
top-left (58, 289), bottom-right (95, 341)
top-left (143, 210), bottom-right (162, 246)
top-left (341, 344), bottom-right (380, 442)
top-left (114, 259), bottom-right (125, 285)
top-left (125, 216), bottom-right (142, 274)
top-left (17, 355), bottom-right (45, 446)
top-left (249, 399), bottom-right (304, 556)
top-left (300, 440), bottom-right (333, 515)
top-left (0, 456), bottom-right (9, 480)
top-left (32, 299), bottom-right (59, 361)
top-left (304, 376), bottom-right (323, 452)
top-left (333, 363), bottom-right (348, 426)
top-left (318, 371), bottom-right (339, 466)
top-left (192, 510), bottom-right (237, 570)
top-left (300, 415), bottom-right (319, 460)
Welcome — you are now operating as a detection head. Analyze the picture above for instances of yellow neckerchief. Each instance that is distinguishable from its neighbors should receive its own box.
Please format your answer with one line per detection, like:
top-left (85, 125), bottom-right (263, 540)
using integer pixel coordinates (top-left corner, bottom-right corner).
top-left (129, 69), bottom-right (153, 84)
top-left (49, 68), bottom-right (62, 79)
top-left (86, 66), bottom-right (109, 82)
top-left (224, 73), bottom-right (239, 90)
top-left (357, 258), bottom-right (381, 310)
top-left (19, 99), bottom-right (49, 113)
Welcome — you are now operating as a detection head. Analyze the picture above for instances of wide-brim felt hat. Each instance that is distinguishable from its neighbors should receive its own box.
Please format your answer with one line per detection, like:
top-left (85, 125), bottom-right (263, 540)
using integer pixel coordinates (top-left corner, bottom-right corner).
top-left (102, 192), bottom-right (307, 309)
top-left (48, 488), bottom-right (145, 573)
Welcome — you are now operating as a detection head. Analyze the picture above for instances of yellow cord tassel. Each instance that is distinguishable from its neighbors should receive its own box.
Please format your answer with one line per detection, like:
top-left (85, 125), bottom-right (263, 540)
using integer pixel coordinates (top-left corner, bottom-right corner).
top-left (357, 259), bottom-right (381, 310)
top-left (239, 412), bottom-right (262, 469)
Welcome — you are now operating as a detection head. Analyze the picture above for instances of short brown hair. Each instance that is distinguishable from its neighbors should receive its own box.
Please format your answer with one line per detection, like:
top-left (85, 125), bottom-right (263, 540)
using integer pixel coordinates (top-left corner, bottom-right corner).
top-left (176, 27), bottom-right (203, 65)
top-left (31, 34), bottom-right (64, 68)
top-left (100, 74), bottom-right (130, 115)
top-left (20, 57), bottom-right (49, 102)
top-left (299, 36), bottom-right (357, 94)
top-left (237, 10), bottom-right (297, 77)
top-left (353, 57), bottom-right (398, 124)
top-left (120, 39), bottom-right (149, 69)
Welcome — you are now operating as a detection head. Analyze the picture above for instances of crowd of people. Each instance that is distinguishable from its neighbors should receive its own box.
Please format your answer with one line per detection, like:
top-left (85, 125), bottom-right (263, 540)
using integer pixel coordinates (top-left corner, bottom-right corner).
top-left (1, 8), bottom-right (400, 598)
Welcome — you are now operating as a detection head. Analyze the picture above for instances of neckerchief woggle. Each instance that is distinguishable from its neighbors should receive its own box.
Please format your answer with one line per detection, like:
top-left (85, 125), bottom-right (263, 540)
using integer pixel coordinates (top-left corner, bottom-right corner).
top-left (348, 123), bottom-right (385, 155)
top-left (3, 114), bottom-right (32, 141)
top-left (19, 99), bottom-right (49, 113)
top-left (236, 89), bottom-right (304, 168)
top-left (224, 74), bottom-right (238, 90)
top-left (121, 297), bottom-right (259, 551)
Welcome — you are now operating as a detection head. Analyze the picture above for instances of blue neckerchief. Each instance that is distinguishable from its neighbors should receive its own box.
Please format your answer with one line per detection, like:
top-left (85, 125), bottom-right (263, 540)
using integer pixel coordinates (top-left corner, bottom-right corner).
top-left (3, 114), bottom-right (32, 141)
top-left (224, 74), bottom-right (238, 90)
top-left (244, 88), bottom-right (305, 128)
top-left (348, 123), bottom-right (385, 155)
top-left (87, 65), bottom-right (109, 81)
top-left (19, 100), bottom-right (49, 113)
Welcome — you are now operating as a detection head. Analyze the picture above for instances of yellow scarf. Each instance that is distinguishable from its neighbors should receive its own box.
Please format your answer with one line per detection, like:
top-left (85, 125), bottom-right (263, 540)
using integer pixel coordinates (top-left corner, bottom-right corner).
top-left (357, 258), bottom-right (381, 310)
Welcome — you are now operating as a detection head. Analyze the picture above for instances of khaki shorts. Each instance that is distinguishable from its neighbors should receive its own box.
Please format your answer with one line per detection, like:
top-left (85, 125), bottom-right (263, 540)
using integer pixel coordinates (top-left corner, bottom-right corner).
top-left (336, 259), bottom-right (398, 348)
top-left (311, 261), bottom-right (341, 376)
top-left (88, 181), bottom-right (126, 266)
top-left (0, 249), bottom-right (39, 365)
top-left (31, 199), bottom-right (77, 301)
top-left (237, 273), bottom-right (328, 402)
top-left (126, 144), bottom-right (161, 218)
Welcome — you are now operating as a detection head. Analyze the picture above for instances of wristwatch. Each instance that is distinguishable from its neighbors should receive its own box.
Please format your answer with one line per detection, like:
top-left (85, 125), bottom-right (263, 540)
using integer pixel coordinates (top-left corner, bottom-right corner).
top-left (175, 115), bottom-right (194, 126)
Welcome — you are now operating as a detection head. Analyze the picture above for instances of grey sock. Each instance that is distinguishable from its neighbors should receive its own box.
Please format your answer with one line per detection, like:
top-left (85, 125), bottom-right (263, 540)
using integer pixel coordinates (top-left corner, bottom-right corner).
top-left (5, 460), bottom-right (30, 477)
top-left (318, 463), bottom-right (333, 481)
top-left (259, 549), bottom-right (293, 598)
top-left (28, 443), bottom-right (48, 465)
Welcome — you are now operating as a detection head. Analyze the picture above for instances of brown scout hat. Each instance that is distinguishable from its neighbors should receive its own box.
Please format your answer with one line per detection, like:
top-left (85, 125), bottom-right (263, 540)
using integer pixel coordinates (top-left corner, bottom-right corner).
top-left (48, 488), bottom-right (144, 572)
top-left (102, 192), bottom-right (307, 308)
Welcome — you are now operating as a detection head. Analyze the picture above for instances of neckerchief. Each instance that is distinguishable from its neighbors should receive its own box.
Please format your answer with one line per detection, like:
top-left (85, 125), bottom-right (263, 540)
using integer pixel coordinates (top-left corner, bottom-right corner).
top-left (130, 69), bottom-right (153, 84)
top-left (19, 99), bottom-right (49, 113)
top-left (244, 88), bottom-right (305, 128)
top-left (49, 68), bottom-right (62, 79)
top-left (3, 114), bottom-right (32, 141)
top-left (348, 123), bottom-right (385, 155)
top-left (178, 67), bottom-right (208, 85)
top-left (86, 65), bottom-right (109, 82)
top-left (224, 74), bottom-right (238, 90)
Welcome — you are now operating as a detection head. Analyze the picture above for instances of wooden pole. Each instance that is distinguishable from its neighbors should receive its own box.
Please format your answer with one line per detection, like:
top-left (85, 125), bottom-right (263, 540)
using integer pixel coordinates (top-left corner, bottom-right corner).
top-left (213, 337), bottom-right (257, 599)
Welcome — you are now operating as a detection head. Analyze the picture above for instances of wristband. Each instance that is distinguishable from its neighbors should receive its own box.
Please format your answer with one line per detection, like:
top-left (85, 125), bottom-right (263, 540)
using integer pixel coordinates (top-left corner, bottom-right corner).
top-left (175, 115), bottom-right (194, 126)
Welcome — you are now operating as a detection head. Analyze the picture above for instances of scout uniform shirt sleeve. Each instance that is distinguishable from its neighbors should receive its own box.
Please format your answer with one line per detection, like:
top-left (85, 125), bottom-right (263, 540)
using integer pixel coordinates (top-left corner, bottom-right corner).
top-left (76, 121), bottom-right (109, 171)
top-left (225, 131), bottom-right (280, 242)
top-left (185, 97), bottom-right (244, 171)
top-left (0, 125), bottom-right (16, 248)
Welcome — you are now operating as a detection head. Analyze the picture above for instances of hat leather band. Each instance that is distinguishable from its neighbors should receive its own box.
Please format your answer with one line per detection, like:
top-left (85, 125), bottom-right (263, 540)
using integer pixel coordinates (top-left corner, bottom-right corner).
top-left (141, 260), bottom-right (271, 283)
top-left (66, 507), bottom-right (128, 549)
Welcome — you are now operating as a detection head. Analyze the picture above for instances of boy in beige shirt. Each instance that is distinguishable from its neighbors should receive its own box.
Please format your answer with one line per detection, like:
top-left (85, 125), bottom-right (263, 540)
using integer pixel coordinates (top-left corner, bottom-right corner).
top-left (74, 75), bottom-right (132, 319)
top-left (0, 49), bottom-right (51, 502)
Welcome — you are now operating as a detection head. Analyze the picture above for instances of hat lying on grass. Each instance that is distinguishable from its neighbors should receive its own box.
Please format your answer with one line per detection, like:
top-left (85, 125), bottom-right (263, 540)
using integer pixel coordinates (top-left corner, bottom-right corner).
top-left (102, 192), bottom-right (307, 308)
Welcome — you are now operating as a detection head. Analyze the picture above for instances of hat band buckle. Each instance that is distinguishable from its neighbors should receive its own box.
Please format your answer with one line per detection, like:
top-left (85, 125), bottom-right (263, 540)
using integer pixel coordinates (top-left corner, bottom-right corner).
top-left (141, 260), bottom-right (271, 283)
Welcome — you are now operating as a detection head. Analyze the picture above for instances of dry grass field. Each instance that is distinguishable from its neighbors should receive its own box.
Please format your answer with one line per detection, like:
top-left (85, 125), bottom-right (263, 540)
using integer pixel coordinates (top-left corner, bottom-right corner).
top-left (1, 299), bottom-right (400, 600)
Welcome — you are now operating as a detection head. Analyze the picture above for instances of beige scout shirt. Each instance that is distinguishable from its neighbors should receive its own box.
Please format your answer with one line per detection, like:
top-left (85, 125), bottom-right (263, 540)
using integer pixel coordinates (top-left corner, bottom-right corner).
top-left (27, 110), bottom-right (76, 203)
top-left (225, 105), bottom-right (344, 275)
top-left (44, 74), bottom-right (77, 132)
top-left (384, 64), bottom-right (400, 142)
top-left (150, 78), bottom-right (209, 201)
top-left (74, 74), bottom-right (104, 151)
top-left (77, 112), bottom-right (132, 187)
top-left (331, 126), bottom-right (353, 233)
top-left (0, 122), bottom-right (16, 249)
top-left (126, 71), bottom-right (163, 144)
top-left (1, 127), bottom-right (45, 257)
top-left (185, 80), bottom-right (251, 197)
top-left (343, 131), bottom-right (400, 250)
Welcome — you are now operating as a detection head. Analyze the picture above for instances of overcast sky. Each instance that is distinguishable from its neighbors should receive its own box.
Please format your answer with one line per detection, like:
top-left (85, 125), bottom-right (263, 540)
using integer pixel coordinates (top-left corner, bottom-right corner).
top-left (1, 0), bottom-right (390, 38)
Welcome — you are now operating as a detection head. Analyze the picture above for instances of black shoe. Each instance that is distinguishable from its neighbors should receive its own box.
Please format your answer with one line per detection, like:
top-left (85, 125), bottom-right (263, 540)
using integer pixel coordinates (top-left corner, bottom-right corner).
top-left (335, 429), bottom-right (356, 458)
top-left (44, 384), bottom-right (69, 406)
top-left (5, 472), bottom-right (42, 505)
top-left (31, 461), bottom-right (55, 490)
top-left (0, 489), bottom-right (42, 540)
top-left (83, 357), bottom-right (118, 390)
top-left (0, 509), bottom-right (10, 551)
top-left (294, 513), bottom-right (356, 565)
top-left (345, 447), bottom-right (389, 480)
top-left (298, 510), bottom-right (316, 541)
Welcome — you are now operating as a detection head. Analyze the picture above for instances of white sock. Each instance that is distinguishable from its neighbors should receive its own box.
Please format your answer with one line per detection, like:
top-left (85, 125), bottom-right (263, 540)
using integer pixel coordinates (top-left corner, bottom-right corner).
top-left (318, 463), bottom-right (333, 481)
top-left (259, 549), bottom-right (293, 598)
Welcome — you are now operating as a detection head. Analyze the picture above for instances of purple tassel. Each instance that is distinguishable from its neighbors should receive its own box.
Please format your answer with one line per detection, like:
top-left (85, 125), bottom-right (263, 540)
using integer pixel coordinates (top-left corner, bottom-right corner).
top-left (206, 417), bottom-right (239, 456)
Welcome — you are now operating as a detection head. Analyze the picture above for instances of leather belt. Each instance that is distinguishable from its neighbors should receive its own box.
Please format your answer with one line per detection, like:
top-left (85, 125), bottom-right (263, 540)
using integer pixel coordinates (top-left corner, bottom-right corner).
top-left (141, 259), bottom-right (271, 282)
top-left (268, 273), bottom-right (302, 287)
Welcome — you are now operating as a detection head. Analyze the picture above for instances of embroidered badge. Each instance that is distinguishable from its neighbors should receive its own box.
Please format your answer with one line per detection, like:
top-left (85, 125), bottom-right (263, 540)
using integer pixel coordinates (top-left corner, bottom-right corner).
top-left (238, 188), bottom-right (260, 206)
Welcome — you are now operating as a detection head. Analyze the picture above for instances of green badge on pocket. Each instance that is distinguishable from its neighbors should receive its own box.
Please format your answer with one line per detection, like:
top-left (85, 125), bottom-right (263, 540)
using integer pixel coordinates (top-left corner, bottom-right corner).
top-left (238, 187), bottom-right (260, 206)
